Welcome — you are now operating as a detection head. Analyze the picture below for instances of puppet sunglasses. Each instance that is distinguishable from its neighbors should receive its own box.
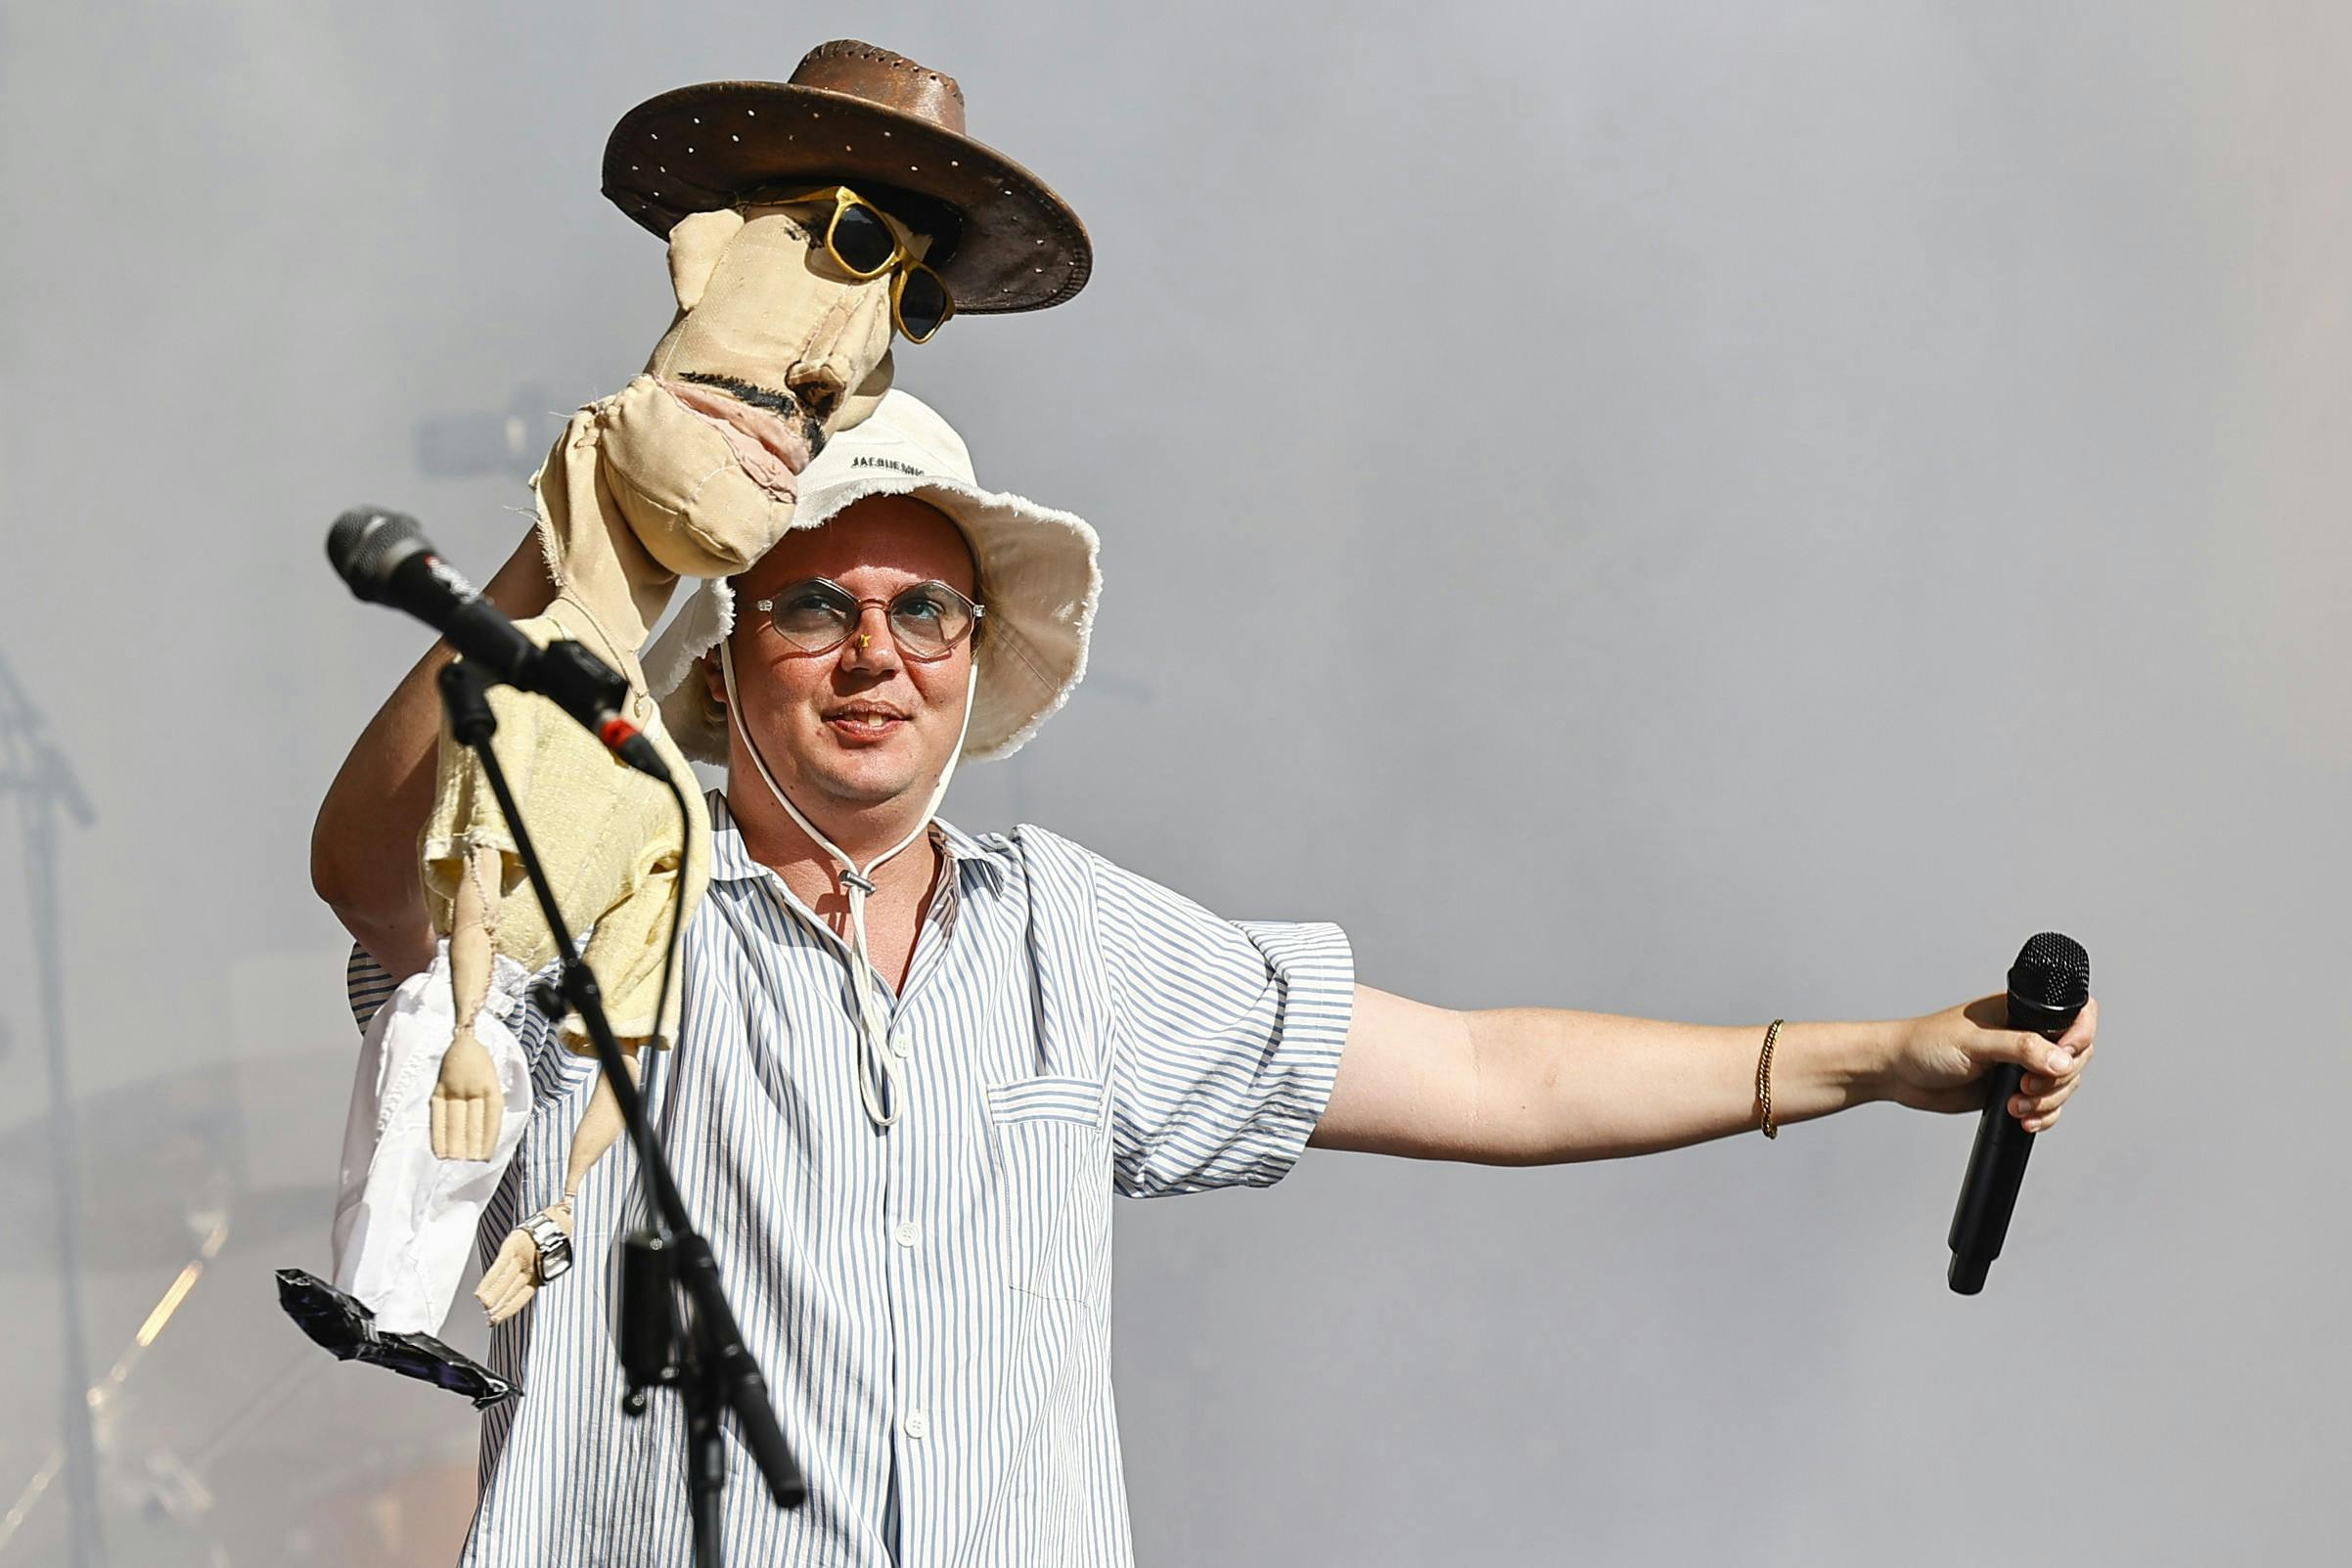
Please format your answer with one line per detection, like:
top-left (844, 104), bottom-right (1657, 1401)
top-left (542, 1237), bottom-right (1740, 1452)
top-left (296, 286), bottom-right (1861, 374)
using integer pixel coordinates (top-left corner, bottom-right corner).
top-left (780, 185), bottom-right (956, 344)
top-left (753, 577), bottom-right (984, 660)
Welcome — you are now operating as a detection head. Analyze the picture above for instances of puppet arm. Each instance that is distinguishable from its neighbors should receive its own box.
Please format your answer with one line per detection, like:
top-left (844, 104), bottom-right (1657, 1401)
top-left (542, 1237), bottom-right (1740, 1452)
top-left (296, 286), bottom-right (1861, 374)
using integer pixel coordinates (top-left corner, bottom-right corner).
top-left (430, 840), bottom-right (507, 1161)
top-left (475, 1041), bottom-right (641, 1325)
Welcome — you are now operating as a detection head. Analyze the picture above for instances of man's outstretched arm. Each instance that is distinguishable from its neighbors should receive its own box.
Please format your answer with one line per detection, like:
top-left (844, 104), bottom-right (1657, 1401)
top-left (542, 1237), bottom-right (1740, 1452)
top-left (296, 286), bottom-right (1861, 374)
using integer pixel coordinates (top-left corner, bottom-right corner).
top-left (1309, 985), bottom-right (2098, 1163)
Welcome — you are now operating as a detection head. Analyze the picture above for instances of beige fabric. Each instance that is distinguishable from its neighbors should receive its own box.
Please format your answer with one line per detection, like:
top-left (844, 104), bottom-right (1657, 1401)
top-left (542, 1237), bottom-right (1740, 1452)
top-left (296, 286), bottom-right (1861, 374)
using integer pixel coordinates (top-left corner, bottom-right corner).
top-left (665, 207), bottom-right (744, 312)
top-left (423, 599), bottom-right (709, 1049)
top-left (421, 201), bottom-right (908, 1049)
top-left (572, 374), bottom-right (804, 590)
top-left (664, 376), bottom-right (807, 499)
top-left (645, 202), bottom-right (898, 435)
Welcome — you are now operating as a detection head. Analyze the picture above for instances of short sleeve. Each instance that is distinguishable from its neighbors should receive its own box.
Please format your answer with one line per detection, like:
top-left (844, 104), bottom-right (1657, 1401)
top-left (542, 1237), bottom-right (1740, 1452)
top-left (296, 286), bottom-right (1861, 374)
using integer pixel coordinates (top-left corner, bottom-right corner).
top-left (1090, 850), bottom-right (1354, 1198)
top-left (347, 940), bottom-right (399, 1034)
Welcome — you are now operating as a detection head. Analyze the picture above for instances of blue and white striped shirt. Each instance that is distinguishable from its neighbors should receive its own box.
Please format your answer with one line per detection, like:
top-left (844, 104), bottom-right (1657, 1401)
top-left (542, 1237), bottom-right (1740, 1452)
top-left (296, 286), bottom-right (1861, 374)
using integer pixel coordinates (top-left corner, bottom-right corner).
top-left (343, 789), bottom-right (1353, 1566)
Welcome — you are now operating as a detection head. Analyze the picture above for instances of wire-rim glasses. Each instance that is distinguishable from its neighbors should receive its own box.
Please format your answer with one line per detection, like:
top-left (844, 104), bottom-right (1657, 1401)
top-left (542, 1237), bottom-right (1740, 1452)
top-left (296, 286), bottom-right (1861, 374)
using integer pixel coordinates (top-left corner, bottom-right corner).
top-left (751, 578), bottom-right (984, 661)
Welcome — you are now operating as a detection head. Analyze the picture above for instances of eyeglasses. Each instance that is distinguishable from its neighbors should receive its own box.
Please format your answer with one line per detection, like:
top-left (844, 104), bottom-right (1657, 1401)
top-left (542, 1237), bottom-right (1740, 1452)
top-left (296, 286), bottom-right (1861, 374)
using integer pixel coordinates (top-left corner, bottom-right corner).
top-left (752, 578), bottom-right (984, 660)
top-left (779, 185), bottom-right (955, 344)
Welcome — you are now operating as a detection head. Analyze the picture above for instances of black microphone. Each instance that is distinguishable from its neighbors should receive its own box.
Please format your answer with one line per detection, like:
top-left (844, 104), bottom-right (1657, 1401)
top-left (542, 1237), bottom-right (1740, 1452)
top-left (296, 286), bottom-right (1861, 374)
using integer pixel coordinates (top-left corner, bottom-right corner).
top-left (327, 507), bottom-right (668, 781)
top-left (1947, 931), bottom-right (2090, 1294)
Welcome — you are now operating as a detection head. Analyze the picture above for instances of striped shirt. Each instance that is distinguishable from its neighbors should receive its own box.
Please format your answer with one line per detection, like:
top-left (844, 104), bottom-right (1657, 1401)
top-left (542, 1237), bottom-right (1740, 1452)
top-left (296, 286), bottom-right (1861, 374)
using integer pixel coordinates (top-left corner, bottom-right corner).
top-left (342, 789), bottom-right (1354, 1566)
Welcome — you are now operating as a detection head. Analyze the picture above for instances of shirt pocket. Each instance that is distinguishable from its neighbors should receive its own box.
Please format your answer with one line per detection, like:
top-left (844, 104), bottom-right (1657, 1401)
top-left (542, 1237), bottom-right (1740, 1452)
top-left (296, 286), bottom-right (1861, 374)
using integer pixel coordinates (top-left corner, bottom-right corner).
top-left (986, 1074), bottom-right (1112, 1304)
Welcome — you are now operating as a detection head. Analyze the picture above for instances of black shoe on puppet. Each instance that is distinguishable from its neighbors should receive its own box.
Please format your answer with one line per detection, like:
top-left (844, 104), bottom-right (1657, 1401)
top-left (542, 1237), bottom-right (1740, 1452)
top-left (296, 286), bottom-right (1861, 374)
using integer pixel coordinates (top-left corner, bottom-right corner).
top-left (275, 1268), bottom-right (520, 1409)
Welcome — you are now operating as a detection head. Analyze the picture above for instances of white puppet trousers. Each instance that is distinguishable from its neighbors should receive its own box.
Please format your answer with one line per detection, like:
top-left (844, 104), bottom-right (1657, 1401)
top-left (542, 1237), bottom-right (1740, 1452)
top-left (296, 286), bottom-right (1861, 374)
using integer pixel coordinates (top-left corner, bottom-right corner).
top-left (330, 940), bottom-right (533, 1333)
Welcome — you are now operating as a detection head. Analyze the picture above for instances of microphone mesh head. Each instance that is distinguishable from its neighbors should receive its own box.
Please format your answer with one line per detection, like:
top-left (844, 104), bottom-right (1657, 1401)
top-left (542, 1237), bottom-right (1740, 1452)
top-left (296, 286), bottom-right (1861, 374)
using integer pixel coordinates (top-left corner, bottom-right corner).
top-left (2011, 931), bottom-right (2090, 1008)
top-left (327, 507), bottom-right (425, 601)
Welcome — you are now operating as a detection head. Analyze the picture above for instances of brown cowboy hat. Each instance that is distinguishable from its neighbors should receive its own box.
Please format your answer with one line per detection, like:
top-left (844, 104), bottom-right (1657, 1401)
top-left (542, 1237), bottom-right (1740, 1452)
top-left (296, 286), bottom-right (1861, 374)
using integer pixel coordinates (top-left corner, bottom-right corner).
top-left (602, 40), bottom-right (1090, 315)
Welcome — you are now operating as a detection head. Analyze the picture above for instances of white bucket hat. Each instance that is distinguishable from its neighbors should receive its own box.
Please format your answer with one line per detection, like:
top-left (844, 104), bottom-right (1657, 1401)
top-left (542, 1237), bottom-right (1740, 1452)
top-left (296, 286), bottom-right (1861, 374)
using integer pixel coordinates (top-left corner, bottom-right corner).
top-left (642, 385), bottom-right (1100, 766)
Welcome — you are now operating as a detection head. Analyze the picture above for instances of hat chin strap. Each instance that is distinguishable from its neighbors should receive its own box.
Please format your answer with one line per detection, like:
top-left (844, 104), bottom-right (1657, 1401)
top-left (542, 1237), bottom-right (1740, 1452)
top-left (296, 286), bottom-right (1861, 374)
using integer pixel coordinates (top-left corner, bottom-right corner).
top-left (718, 640), bottom-right (977, 1131)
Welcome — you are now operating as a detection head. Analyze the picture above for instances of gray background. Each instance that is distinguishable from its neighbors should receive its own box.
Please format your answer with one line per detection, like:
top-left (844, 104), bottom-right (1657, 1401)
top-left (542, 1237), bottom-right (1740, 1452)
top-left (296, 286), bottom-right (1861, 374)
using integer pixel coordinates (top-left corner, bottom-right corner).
top-left (1, 1), bottom-right (2343, 1563)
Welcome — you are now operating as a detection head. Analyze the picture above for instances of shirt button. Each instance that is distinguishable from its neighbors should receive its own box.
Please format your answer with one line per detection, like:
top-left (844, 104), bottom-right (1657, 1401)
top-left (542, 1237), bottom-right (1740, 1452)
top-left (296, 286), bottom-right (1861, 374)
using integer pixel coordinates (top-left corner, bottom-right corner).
top-left (892, 1221), bottom-right (920, 1247)
top-left (904, 1410), bottom-right (928, 1440)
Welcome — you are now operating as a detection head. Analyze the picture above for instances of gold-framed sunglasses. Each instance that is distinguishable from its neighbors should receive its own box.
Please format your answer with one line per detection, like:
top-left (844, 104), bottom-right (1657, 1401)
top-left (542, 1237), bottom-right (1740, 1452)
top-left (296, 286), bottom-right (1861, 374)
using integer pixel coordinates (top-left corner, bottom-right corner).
top-left (780, 185), bottom-right (955, 344)
top-left (752, 578), bottom-right (983, 660)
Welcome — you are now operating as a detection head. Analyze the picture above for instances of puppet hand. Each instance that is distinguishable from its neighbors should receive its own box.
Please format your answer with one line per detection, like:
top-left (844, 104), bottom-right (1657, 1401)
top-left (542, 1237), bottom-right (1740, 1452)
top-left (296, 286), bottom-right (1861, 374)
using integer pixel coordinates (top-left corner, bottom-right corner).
top-left (477, 1202), bottom-right (573, 1325)
top-left (1882, 992), bottom-right (2098, 1132)
top-left (430, 1030), bottom-right (503, 1161)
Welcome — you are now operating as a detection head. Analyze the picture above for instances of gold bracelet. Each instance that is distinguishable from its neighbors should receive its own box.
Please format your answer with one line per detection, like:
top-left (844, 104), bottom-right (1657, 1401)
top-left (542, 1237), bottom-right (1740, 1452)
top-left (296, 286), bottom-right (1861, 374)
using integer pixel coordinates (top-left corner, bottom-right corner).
top-left (1754, 1019), bottom-right (1786, 1139)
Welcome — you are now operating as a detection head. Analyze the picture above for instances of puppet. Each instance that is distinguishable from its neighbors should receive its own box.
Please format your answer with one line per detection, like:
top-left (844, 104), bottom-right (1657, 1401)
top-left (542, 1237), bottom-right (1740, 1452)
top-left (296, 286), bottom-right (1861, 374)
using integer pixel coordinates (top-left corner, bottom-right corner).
top-left (421, 194), bottom-right (905, 1327)
top-left (287, 42), bottom-right (1095, 1372)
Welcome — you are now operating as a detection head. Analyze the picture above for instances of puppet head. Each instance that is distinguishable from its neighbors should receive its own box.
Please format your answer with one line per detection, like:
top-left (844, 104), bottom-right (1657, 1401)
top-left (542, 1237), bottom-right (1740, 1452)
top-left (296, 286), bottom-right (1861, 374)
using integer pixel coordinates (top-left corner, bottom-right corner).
top-left (587, 201), bottom-right (903, 587)
top-left (649, 201), bottom-right (904, 459)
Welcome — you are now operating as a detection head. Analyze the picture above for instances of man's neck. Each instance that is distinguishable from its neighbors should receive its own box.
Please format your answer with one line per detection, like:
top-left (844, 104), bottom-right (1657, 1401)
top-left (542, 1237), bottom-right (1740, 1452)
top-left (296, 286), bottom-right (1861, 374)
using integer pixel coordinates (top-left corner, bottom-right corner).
top-left (724, 782), bottom-right (941, 912)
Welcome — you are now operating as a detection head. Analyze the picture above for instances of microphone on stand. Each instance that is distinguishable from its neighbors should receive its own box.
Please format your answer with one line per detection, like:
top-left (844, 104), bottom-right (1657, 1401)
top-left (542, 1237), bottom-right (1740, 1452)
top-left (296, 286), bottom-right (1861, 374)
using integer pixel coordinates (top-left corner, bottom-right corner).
top-left (326, 507), bottom-right (667, 781)
top-left (1947, 931), bottom-right (2091, 1294)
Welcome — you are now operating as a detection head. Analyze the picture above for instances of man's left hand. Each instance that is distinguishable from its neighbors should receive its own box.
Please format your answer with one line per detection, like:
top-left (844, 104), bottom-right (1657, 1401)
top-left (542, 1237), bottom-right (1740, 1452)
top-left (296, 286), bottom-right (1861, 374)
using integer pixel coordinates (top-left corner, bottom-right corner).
top-left (1880, 992), bottom-right (2099, 1131)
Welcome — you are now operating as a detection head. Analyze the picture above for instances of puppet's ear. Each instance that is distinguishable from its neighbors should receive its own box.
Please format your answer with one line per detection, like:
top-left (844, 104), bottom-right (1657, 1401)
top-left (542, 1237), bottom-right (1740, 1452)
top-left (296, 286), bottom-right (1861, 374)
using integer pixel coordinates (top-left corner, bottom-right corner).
top-left (666, 208), bottom-right (746, 312)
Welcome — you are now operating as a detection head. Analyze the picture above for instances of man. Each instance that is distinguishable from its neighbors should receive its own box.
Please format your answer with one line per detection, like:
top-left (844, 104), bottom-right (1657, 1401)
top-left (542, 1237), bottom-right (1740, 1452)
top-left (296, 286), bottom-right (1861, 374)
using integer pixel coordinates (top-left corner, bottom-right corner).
top-left (313, 391), bottom-right (2097, 1566)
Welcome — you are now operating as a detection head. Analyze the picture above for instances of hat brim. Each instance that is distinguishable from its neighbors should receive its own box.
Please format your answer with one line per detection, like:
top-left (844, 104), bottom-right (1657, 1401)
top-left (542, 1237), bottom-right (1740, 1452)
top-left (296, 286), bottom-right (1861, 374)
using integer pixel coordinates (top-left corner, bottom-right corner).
top-left (647, 474), bottom-right (1100, 767)
top-left (604, 80), bottom-right (1091, 315)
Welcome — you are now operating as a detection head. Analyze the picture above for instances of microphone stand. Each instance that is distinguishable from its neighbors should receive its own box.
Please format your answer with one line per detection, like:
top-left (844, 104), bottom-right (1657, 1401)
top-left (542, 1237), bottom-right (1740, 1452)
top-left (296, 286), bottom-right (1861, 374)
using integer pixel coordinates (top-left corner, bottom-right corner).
top-left (0, 649), bottom-right (107, 1568)
top-left (438, 659), bottom-right (805, 1567)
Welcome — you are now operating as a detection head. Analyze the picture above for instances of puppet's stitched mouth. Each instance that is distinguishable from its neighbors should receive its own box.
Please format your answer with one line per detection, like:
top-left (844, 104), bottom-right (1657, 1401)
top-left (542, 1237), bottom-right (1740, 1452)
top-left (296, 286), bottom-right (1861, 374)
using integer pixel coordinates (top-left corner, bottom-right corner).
top-left (668, 374), bottom-right (819, 473)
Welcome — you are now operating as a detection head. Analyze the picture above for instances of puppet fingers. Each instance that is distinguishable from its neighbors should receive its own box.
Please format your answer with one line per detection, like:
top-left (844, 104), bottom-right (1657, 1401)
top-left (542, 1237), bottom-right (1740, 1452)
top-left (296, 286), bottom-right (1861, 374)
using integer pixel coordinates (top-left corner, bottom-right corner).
top-left (433, 1034), bottom-right (504, 1160)
top-left (480, 1277), bottom-right (535, 1326)
top-left (430, 1084), bottom-right (489, 1160)
top-left (467, 1091), bottom-right (498, 1162)
top-left (476, 1230), bottom-right (540, 1324)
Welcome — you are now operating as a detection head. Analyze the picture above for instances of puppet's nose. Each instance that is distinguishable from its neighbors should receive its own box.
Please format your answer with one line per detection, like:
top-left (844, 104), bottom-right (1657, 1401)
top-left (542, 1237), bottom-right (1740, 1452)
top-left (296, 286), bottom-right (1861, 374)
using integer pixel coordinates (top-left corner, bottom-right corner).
top-left (787, 363), bottom-right (847, 427)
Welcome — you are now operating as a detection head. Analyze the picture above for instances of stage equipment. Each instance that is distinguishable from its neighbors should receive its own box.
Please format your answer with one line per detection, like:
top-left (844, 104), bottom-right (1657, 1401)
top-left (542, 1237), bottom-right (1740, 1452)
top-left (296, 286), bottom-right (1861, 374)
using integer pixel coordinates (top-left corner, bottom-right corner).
top-left (0, 648), bottom-right (106, 1567)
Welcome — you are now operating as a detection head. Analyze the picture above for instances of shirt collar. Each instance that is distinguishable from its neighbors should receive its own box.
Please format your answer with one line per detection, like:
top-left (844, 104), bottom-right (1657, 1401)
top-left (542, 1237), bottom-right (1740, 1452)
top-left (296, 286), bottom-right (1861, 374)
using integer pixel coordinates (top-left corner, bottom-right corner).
top-left (704, 788), bottom-right (1009, 891)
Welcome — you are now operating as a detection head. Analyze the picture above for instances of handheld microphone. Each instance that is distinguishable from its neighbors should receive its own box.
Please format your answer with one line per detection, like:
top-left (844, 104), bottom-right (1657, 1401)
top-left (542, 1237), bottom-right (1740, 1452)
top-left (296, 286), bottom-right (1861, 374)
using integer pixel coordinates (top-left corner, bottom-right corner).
top-left (1947, 931), bottom-right (2090, 1294)
top-left (327, 507), bottom-right (669, 781)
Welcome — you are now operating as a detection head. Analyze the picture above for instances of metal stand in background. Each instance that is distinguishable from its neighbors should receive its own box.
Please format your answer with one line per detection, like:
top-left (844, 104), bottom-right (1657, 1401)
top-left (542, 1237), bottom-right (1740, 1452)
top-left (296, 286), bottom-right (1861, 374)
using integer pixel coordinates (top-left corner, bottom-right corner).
top-left (0, 649), bottom-right (105, 1568)
top-left (439, 659), bottom-right (804, 1568)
